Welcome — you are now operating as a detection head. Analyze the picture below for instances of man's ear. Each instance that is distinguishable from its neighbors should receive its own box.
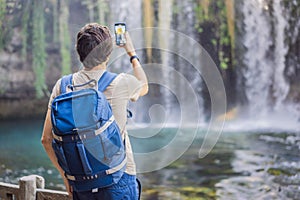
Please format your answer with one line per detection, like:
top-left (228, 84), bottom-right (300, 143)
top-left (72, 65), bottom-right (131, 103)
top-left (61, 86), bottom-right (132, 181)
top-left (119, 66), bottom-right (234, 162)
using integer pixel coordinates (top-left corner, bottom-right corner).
top-left (105, 56), bottom-right (110, 64)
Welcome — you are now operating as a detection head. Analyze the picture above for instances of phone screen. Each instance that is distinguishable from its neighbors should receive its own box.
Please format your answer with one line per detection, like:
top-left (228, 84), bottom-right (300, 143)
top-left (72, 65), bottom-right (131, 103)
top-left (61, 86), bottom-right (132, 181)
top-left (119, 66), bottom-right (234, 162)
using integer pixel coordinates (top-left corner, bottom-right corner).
top-left (114, 23), bottom-right (126, 46)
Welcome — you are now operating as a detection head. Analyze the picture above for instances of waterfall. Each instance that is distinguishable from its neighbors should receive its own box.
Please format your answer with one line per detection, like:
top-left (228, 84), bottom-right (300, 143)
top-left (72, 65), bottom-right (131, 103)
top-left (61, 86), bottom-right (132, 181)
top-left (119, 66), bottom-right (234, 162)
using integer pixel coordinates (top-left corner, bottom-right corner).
top-left (158, 0), bottom-right (174, 115)
top-left (241, 0), bottom-right (290, 116)
top-left (272, 0), bottom-right (290, 111)
top-left (241, 0), bottom-right (273, 115)
top-left (107, 0), bottom-right (205, 124)
top-left (104, 0), bottom-right (206, 124)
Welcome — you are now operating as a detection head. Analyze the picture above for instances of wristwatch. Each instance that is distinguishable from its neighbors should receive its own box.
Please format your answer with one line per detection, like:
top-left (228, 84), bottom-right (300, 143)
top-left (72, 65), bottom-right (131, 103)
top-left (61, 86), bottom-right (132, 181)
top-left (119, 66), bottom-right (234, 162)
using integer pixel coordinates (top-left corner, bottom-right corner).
top-left (130, 55), bottom-right (140, 63)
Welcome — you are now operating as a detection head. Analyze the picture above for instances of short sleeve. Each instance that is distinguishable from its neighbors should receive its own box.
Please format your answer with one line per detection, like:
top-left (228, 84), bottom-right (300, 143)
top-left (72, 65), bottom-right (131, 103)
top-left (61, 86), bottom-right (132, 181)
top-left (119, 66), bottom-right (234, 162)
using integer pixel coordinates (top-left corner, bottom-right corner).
top-left (47, 78), bottom-right (62, 110)
top-left (125, 74), bottom-right (143, 102)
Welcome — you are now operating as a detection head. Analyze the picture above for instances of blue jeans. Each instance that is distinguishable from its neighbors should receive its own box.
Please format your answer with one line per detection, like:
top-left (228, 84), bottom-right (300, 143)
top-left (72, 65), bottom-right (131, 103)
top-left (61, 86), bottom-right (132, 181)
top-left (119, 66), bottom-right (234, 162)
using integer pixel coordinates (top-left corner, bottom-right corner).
top-left (72, 173), bottom-right (141, 200)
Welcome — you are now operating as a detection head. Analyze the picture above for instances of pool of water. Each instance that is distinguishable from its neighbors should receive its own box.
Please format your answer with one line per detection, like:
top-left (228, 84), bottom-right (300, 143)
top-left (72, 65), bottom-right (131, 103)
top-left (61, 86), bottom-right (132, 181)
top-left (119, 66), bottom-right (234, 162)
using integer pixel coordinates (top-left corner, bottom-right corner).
top-left (0, 120), bottom-right (299, 199)
top-left (0, 119), bottom-right (66, 189)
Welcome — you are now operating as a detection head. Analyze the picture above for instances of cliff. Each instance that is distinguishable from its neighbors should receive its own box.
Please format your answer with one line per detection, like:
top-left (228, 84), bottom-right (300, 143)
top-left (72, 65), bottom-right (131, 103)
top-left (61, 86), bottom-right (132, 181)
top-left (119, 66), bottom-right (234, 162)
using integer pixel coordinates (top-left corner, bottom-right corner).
top-left (0, 1), bottom-right (64, 119)
top-left (0, 28), bottom-right (61, 118)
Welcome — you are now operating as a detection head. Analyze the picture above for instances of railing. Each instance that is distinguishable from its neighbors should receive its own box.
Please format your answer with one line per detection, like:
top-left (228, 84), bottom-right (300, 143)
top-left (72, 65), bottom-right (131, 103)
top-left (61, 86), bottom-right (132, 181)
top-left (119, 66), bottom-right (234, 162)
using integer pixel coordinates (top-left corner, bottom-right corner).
top-left (0, 175), bottom-right (69, 200)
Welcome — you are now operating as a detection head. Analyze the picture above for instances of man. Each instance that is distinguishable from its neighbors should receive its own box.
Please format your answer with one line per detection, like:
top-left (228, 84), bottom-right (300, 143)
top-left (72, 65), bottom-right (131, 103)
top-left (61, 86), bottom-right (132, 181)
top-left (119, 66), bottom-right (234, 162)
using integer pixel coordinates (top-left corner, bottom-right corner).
top-left (41, 23), bottom-right (148, 200)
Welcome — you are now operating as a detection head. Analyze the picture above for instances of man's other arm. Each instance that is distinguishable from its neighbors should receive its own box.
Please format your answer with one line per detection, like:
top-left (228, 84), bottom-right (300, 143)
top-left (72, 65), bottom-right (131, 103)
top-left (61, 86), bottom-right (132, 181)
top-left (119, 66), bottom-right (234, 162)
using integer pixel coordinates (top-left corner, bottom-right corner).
top-left (124, 32), bottom-right (148, 96)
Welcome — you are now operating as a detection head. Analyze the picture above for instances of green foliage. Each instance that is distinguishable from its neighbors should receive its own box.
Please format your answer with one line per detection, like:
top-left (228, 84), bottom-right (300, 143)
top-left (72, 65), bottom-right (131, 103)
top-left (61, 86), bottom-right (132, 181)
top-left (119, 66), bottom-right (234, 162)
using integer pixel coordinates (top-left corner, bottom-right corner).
top-left (194, 6), bottom-right (204, 23)
top-left (194, 5), bottom-right (208, 31)
top-left (97, 0), bottom-right (109, 24)
top-left (211, 39), bottom-right (217, 47)
top-left (32, 0), bottom-right (47, 99)
top-left (172, 4), bottom-right (180, 15)
top-left (52, 0), bottom-right (59, 43)
top-left (219, 51), bottom-right (229, 70)
top-left (194, 0), bottom-right (210, 23)
top-left (59, 1), bottom-right (71, 75)
top-left (0, 0), bottom-right (6, 49)
top-left (194, 1), bottom-right (233, 70)
top-left (179, 186), bottom-right (216, 199)
top-left (60, 22), bottom-right (71, 75)
top-left (21, 1), bottom-right (30, 59)
top-left (217, 1), bottom-right (231, 70)
top-left (143, 186), bottom-right (216, 200)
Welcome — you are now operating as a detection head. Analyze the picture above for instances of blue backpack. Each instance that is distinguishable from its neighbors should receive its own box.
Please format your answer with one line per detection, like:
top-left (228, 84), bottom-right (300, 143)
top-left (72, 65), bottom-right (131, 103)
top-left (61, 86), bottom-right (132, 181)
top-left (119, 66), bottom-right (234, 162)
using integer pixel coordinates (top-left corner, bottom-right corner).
top-left (51, 71), bottom-right (126, 192)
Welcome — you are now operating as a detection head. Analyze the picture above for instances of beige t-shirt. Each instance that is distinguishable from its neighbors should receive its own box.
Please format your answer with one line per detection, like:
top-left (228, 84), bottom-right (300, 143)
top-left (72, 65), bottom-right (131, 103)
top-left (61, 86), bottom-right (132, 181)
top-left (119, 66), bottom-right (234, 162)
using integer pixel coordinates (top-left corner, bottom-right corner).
top-left (48, 69), bottom-right (143, 175)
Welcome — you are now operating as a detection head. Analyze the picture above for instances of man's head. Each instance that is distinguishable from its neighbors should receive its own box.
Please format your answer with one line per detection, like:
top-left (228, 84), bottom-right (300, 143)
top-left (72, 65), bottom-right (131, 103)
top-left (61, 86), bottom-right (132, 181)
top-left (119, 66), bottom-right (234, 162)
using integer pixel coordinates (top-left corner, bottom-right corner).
top-left (76, 23), bottom-right (113, 69)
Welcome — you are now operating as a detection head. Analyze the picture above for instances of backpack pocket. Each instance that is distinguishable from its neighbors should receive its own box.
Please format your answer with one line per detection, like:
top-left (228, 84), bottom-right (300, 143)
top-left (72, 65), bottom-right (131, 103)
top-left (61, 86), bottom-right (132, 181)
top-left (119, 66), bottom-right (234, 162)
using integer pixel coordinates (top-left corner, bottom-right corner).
top-left (99, 122), bottom-right (125, 164)
top-left (76, 142), bottom-right (93, 175)
top-left (52, 140), bottom-right (70, 174)
top-left (81, 122), bottom-right (125, 169)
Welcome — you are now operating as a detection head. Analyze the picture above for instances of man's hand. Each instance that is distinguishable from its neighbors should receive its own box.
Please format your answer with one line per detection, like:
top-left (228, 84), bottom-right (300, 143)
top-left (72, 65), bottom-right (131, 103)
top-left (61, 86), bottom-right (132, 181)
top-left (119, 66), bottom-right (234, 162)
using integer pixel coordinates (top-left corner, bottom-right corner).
top-left (63, 176), bottom-right (73, 198)
top-left (123, 32), bottom-right (136, 57)
top-left (118, 31), bottom-right (148, 96)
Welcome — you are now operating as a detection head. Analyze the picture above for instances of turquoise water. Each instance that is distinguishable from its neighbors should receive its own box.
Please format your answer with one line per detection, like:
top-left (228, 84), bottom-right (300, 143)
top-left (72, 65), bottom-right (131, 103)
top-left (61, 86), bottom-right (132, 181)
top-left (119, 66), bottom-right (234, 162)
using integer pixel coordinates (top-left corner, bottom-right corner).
top-left (1, 120), bottom-right (300, 199)
top-left (0, 120), bottom-right (45, 167)
top-left (0, 119), bottom-right (64, 189)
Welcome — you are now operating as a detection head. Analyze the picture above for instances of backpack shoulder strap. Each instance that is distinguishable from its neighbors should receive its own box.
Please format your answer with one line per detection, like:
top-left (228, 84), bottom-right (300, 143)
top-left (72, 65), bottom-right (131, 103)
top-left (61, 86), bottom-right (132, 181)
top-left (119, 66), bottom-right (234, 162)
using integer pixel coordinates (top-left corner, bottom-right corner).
top-left (60, 74), bottom-right (73, 94)
top-left (98, 71), bottom-right (117, 92)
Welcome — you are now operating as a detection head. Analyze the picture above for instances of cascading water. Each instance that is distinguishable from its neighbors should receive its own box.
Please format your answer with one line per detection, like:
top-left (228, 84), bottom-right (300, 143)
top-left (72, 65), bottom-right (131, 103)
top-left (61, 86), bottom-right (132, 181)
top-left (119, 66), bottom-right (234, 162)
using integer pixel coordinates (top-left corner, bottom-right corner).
top-left (272, 0), bottom-right (290, 111)
top-left (241, 0), bottom-right (291, 117)
top-left (220, 2), bottom-right (300, 197)
top-left (106, 0), bottom-right (205, 124)
top-left (241, 0), bottom-right (274, 115)
top-left (158, 0), bottom-right (174, 116)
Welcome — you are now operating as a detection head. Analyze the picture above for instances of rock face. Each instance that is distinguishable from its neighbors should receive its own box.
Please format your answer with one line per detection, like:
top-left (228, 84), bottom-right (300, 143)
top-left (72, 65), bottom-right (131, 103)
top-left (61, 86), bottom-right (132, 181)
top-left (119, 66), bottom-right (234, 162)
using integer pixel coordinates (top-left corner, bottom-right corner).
top-left (0, 28), bottom-right (34, 99)
top-left (0, 55), bottom-right (35, 99)
top-left (0, 27), bottom-right (61, 119)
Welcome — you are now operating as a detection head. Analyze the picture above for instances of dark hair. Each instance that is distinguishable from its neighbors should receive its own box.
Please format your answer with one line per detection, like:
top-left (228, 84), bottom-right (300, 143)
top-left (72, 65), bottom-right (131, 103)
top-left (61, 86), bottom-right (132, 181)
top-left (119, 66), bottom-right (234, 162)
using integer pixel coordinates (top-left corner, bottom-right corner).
top-left (76, 23), bottom-right (113, 68)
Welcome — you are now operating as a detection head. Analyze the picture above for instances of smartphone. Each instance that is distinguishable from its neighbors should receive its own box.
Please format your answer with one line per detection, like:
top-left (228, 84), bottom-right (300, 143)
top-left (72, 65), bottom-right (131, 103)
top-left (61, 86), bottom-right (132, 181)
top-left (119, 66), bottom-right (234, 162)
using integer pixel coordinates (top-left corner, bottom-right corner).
top-left (114, 23), bottom-right (126, 46)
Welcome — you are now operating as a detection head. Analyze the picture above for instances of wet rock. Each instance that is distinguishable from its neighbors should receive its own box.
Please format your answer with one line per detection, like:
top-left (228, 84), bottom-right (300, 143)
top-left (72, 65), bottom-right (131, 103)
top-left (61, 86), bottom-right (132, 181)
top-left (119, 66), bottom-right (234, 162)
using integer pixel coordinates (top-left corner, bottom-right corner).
top-left (267, 168), bottom-right (292, 176)
top-left (5, 168), bottom-right (13, 175)
top-left (5, 28), bottom-right (22, 53)
top-left (142, 186), bottom-right (216, 200)
top-left (158, 191), bottom-right (181, 200)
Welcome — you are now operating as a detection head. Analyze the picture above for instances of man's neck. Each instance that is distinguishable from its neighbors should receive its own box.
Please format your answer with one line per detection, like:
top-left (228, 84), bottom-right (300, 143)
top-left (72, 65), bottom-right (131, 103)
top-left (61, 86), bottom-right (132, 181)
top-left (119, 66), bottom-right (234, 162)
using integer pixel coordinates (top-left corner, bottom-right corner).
top-left (84, 63), bottom-right (106, 71)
